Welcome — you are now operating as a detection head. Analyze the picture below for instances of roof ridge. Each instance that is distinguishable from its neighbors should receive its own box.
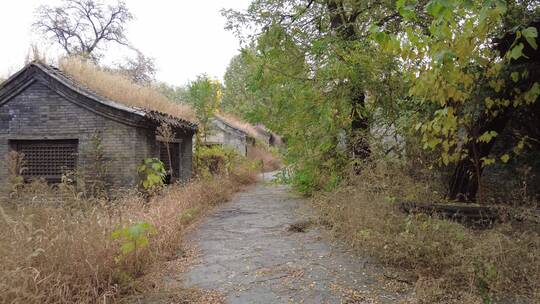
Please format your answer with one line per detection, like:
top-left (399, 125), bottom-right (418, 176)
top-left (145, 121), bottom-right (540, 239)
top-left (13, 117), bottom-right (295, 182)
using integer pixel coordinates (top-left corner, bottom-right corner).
top-left (214, 115), bottom-right (248, 134)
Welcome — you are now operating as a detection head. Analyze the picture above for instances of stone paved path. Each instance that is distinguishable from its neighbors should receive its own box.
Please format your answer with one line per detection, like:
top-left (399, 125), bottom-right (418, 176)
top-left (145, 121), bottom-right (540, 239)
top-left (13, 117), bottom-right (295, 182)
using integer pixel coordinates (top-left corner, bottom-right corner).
top-left (182, 175), bottom-right (408, 303)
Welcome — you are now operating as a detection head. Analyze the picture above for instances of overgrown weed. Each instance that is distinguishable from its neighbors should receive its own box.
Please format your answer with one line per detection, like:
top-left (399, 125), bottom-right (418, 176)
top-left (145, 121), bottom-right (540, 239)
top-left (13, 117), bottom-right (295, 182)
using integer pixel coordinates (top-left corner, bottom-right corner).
top-left (313, 159), bottom-right (540, 303)
top-left (247, 143), bottom-right (282, 172)
top-left (0, 170), bottom-right (256, 303)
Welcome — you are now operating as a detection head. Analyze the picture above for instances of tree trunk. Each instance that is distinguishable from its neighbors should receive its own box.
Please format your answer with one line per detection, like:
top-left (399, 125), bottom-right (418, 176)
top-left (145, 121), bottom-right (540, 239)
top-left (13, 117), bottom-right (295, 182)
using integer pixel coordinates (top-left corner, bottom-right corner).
top-left (327, 0), bottom-right (371, 161)
top-left (448, 110), bottom-right (513, 201)
top-left (350, 90), bottom-right (370, 160)
top-left (449, 20), bottom-right (540, 202)
top-left (448, 149), bottom-right (480, 201)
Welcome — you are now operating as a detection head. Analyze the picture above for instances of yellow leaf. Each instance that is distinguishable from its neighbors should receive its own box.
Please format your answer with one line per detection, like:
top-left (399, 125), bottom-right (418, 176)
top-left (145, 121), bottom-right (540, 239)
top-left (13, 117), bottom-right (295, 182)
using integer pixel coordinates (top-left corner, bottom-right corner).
top-left (485, 97), bottom-right (494, 109)
top-left (481, 157), bottom-right (496, 167)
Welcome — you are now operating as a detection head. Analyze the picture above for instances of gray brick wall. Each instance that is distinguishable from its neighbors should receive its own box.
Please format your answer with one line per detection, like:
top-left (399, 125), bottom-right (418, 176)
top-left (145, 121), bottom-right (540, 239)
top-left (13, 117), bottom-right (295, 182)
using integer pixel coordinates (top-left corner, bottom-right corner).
top-left (180, 134), bottom-right (193, 180)
top-left (0, 81), bottom-right (193, 188)
top-left (206, 118), bottom-right (248, 156)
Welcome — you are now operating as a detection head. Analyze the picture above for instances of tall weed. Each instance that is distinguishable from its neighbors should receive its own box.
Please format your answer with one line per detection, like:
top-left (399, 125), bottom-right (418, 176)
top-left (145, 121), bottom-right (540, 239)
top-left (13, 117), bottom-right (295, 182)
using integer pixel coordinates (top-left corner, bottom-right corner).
top-left (0, 172), bottom-right (254, 303)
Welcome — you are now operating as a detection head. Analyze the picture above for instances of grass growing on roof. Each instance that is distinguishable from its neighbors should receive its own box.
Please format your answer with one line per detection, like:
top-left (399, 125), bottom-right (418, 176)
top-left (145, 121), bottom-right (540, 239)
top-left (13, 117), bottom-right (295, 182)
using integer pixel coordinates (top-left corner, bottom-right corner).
top-left (59, 57), bottom-right (197, 123)
top-left (216, 112), bottom-right (260, 140)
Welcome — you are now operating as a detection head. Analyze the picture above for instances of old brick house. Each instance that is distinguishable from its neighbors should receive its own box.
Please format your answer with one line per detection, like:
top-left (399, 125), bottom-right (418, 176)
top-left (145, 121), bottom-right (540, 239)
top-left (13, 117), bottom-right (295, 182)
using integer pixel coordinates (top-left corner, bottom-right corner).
top-left (0, 62), bottom-right (197, 187)
top-left (205, 116), bottom-right (249, 156)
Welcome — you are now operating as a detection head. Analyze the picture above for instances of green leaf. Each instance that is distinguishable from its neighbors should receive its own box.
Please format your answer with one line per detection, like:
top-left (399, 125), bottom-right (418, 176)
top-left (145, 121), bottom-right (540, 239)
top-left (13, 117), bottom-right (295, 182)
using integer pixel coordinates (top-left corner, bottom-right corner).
top-left (110, 229), bottom-right (123, 239)
top-left (433, 49), bottom-right (456, 64)
top-left (426, 0), bottom-right (453, 20)
top-left (481, 157), bottom-right (496, 167)
top-left (510, 72), bottom-right (520, 83)
top-left (461, 0), bottom-right (474, 8)
top-left (426, 0), bottom-right (444, 17)
top-left (138, 238), bottom-right (149, 248)
top-left (397, 0), bottom-right (417, 20)
top-left (151, 162), bottom-right (162, 171)
top-left (426, 137), bottom-right (441, 149)
top-left (128, 224), bottom-right (144, 238)
top-left (368, 24), bottom-right (380, 34)
top-left (120, 242), bottom-right (135, 255)
top-left (148, 175), bottom-right (160, 184)
top-left (500, 154), bottom-right (510, 163)
top-left (485, 97), bottom-right (494, 109)
top-left (478, 131), bottom-right (498, 143)
top-left (509, 43), bottom-right (525, 60)
top-left (523, 82), bottom-right (540, 104)
top-left (522, 27), bottom-right (538, 50)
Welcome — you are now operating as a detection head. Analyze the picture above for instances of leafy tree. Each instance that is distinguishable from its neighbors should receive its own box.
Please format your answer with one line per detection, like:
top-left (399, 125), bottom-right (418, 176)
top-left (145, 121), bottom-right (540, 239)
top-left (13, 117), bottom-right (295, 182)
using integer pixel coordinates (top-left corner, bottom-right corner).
top-left (222, 51), bottom-right (258, 115)
top-left (223, 0), bottom-right (539, 200)
top-left (186, 75), bottom-right (222, 139)
top-left (371, 0), bottom-right (540, 201)
top-left (222, 0), bottom-right (408, 192)
top-left (157, 83), bottom-right (188, 104)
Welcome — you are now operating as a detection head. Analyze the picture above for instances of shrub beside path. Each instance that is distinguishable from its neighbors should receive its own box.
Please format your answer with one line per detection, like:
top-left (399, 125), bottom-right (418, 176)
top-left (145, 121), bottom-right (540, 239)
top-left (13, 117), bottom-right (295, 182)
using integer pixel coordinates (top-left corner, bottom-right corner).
top-left (179, 173), bottom-right (412, 303)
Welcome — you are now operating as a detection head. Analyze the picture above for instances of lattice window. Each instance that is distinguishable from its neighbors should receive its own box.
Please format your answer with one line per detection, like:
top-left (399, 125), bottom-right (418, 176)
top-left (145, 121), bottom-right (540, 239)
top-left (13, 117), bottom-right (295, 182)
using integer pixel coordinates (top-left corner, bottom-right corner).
top-left (159, 142), bottom-right (180, 180)
top-left (11, 139), bottom-right (78, 182)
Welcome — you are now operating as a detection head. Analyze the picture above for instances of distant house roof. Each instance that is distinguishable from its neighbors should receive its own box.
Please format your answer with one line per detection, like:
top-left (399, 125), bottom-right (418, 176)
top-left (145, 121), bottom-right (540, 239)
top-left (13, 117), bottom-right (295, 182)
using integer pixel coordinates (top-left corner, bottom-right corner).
top-left (213, 115), bottom-right (248, 137)
top-left (0, 62), bottom-right (197, 131)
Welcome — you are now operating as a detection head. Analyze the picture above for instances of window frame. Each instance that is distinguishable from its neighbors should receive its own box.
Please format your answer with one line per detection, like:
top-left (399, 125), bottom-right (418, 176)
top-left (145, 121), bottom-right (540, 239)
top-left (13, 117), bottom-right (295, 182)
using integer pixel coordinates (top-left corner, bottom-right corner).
top-left (9, 139), bottom-right (79, 183)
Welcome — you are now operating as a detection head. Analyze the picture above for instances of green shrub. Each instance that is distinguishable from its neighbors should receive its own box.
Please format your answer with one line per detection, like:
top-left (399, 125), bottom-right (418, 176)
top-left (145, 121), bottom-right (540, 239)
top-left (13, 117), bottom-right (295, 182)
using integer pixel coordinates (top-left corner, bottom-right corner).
top-left (195, 145), bottom-right (241, 176)
top-left (138, 158), bottom-right (166, 193)
top-left (110, 221), bottom-right (157, 272)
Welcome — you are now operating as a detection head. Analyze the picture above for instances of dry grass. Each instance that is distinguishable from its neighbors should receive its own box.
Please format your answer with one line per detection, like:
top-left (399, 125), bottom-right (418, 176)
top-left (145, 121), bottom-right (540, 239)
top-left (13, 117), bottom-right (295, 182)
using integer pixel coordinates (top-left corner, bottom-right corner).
top-left (247, 143), bottom-right (282, 172)
top-left (313, 160), bottom-right (540, 303)
top-left (0, 170), bottom-right (257, 303)
top-left (230, 159), bottom-right (261, 185)
top-left (216, 112), bottom-right (261, 140)
top-left (58, 57), bottom-right (196, 123)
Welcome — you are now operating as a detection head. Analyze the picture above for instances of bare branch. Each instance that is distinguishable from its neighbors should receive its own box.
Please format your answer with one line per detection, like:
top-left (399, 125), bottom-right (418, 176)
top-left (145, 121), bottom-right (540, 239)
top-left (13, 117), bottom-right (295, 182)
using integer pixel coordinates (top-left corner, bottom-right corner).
top-left (33, 0), bottom-right (133, 62)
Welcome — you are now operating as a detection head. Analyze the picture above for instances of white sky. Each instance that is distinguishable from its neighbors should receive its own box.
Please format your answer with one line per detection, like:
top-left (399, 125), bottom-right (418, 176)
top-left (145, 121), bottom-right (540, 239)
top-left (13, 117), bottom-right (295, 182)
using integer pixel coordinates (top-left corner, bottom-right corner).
top-left (0, 0), bottom-right (251, 86)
